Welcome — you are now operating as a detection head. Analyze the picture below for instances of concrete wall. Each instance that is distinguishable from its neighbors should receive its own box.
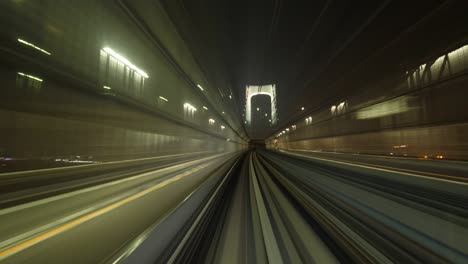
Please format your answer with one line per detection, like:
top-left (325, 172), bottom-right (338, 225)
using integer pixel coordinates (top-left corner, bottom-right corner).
top-left (0, 1), bottom-right (246, 163)
top-left (268, 44), bottom-right (468, 160)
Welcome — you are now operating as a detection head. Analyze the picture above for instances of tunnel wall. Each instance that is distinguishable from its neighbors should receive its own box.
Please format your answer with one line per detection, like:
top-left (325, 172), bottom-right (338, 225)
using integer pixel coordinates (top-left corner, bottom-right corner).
top-left (0, 1), bottom-right (246, 163)
top-left (268, 44), bottom-right (468, 160)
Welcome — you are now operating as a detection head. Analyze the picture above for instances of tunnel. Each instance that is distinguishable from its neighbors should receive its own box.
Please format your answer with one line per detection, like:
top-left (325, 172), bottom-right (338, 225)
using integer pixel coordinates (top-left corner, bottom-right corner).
top-left (1, 1), bottom-right (468, 263)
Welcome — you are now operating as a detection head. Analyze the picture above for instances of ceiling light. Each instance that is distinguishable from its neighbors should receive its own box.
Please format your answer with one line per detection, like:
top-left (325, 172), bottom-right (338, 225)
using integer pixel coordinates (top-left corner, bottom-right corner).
top-left (102, 47), bottom-right (148, 78)
top-left (18, 38), bottom-right (51, 55)
top-left (184, 103), bottom-right (197, 111)
top-left (17, 72), bottom-right (43, 82)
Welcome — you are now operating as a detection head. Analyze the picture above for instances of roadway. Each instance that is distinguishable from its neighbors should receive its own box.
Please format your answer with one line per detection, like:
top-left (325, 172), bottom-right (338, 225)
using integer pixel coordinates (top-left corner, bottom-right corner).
top-left (1, 150), bottom-right (467, 263)
top-left (0, 152), bottom-right (240, 263)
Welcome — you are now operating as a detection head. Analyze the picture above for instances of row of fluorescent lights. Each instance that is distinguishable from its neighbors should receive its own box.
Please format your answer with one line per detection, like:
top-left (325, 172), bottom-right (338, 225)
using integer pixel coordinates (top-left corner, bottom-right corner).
top-left (16, 39), bottom-right (50, 82)
top-left (18, 39), bottom-right (229, 132)
top-left (277, 101), bottom-right (346, 138)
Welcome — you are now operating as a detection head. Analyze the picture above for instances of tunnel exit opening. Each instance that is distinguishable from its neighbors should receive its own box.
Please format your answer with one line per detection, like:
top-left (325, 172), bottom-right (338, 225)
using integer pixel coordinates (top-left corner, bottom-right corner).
top-left (245, 84), bottom-right (277, 126)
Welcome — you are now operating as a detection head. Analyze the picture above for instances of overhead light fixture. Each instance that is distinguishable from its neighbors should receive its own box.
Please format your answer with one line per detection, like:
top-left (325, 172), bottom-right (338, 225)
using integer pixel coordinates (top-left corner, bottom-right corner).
top-left (301, 107), bottom-right (305, 110)
top-left (229, 95), bottom-right (232, 99)
top-left (18, 38), bottom-right (51, 55)
top-left (102, 47), bottom-right (148, 78)
top-left (222, 111), bottom-right (225, 114)
top-left (17, 72), bottom-right (43, 82)
top-left (257, 107), bottom-right (260, 111)
top-left (103, 85), bottom-right (111, 90)
top-left (184, 103), bottom-right (197, 111)
top-left (197, 84), bottom-right (204, 91)
top-left (203, 106), bottom-right (208, 110)
top-left (264, 113), bottom-right (267, 117)
top-left (159, 96), bottom-right (168, 102)
top-left (220, 125), bottom-right (225, 130)
top-left (209, 118), bottom-right (216, 125)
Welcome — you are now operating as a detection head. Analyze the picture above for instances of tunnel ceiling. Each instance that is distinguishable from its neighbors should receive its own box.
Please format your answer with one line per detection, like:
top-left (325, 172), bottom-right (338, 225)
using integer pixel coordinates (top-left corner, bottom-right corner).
top-left (160, 0), bottom-right (468, 139)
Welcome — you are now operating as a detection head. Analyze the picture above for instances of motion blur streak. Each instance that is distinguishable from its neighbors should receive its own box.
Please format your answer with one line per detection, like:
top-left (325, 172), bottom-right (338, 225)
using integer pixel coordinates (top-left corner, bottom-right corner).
top-left (1, 0), bottom-right (468, 263)
top-left (0, 163), bottom-right (209, 259)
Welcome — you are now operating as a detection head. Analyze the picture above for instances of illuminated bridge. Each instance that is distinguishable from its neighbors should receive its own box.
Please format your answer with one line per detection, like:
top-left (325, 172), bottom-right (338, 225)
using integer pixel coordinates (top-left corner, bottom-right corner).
top-left (1, 1), bottom-right (468, 263)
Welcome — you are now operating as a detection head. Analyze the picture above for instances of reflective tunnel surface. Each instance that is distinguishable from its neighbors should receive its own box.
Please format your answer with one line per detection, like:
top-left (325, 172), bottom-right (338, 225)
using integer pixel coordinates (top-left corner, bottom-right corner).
top-left (1, 1), bottom-right (468, 263)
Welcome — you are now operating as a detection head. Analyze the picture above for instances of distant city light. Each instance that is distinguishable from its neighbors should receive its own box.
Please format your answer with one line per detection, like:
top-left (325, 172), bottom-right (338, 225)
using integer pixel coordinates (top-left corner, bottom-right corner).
top-left (18, 38), bottom-right (51, 55)
top-left (102, 47), bottom-right (148, 78)
top-left (159, 96), bottom-right (168, 102)
top-left (17, 72), bottom-right (43, 82)
top-left (197, 84), bottom-right (204, 91)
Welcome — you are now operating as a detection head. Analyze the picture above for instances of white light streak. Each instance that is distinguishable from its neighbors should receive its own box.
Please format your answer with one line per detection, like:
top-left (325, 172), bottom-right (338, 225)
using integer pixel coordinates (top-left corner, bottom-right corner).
top-left (18, 38), bottom-right (51, 55)
top-left (203, 106), bottom-right (208, 110)
top-left (220, 125), bottom-right (225, 130)
top-left (197, 84), bottom-right (204, 91)
top-left (103, 85), bottom-right (111, 90)
top-left (209, 118), bottom-right (216, 125)
top-left (17, 72), bottom-right (43, 82)
top-left (102, 47), bottom-right (148, 78)
top-left (159, 96), bottom-right (168, 102)
top-left (184, 103), bottom-right (197, 111)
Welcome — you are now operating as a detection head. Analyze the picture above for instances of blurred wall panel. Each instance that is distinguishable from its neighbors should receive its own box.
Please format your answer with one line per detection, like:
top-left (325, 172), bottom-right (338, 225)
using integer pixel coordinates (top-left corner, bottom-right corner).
top-left (0, 1), bottom-right (246, 168)
top-left (268, 43), bottom-right (468, 160)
